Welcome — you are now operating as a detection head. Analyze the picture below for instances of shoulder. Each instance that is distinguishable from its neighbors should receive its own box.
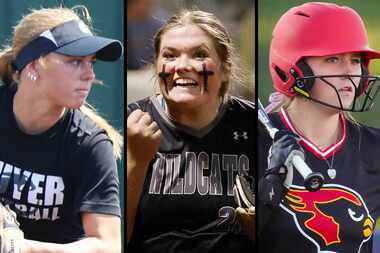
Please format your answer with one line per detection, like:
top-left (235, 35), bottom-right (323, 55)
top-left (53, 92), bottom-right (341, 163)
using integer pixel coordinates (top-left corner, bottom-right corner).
top-left (346, 121), bottom-right (380, 149)
top-left (218, 96), bottom-right (255, 135)
top-left (345, 121), bottom-right (380, 170)
top-left (217, 96), bottom-right (255, 130)
top-left (60, 109), bottom-right (117, 170)
top-left (0, 84), bottom-right (7, 93)
top-left (0, 84), bottom-right (15, 98)
top-left (350, 122), bottom-right (380, 139)
top-left (224, 96), bottom-right (255, 114)
top-left (68, 109), bottom-right (111, 148)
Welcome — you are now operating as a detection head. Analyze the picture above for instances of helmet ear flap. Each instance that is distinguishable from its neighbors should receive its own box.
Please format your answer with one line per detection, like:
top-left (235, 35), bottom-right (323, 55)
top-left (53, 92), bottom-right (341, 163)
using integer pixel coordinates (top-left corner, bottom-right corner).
top-left (290, 59), bottom-right (315, 96)
top-left (358, 64), bottom-right (369, 96)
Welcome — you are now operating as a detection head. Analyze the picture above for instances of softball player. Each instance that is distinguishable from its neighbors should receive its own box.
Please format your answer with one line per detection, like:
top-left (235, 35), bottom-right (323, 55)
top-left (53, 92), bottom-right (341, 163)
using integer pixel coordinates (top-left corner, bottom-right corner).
top-left (258, 2), bottom-right (380, 252)
top-left (127, 10), bottom-right (254, 253)
top-left (0, 7), bottom-right (123, 253)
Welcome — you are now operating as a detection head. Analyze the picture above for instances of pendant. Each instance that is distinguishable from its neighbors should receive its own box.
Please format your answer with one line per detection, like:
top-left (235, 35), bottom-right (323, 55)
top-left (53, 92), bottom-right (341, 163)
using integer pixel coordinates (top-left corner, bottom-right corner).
top-left (327, 168), bottom-right (336, 179)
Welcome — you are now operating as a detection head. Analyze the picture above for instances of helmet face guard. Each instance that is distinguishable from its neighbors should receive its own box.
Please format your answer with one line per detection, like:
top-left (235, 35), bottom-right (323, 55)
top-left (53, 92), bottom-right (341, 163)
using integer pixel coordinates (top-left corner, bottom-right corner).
top-left (269, 2), bottom-right (380, 112)
top-left (292, 74), bottom-right (380, 112)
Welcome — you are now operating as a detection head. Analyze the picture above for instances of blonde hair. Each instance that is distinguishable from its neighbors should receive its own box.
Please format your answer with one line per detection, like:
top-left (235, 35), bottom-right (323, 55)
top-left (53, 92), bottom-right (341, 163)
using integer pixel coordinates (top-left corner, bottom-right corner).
top-left (153, 9), bottom-right (246, 99)
top-left (0, 7), bottom-right (122, 159)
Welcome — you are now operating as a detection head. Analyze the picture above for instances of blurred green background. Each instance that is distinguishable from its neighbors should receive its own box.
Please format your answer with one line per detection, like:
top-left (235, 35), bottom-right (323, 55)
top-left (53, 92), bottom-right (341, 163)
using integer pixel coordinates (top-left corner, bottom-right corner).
top-left (259, 0), bottom-right (380, 127)
top-left (0, 0), bottom-right (124, 248)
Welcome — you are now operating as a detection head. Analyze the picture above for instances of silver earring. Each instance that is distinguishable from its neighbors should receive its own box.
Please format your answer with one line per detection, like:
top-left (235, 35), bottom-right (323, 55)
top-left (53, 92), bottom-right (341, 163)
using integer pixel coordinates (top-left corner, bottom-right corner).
top-left (28, 72), bottom-right (37, 81)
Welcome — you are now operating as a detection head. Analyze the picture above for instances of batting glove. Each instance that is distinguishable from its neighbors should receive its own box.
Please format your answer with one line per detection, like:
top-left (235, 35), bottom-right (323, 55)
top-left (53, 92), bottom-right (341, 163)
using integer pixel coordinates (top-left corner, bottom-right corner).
top-left (258, 130), bottom-right (304, 208)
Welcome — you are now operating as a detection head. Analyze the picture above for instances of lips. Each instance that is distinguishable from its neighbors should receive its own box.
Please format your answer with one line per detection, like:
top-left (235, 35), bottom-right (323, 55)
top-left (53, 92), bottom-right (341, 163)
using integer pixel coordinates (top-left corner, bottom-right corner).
top-left (173, 78), bottom-right (198, 87)
top-left (76, 88), bottom-right (89, 92)
top-left (339, 86), bottom-right (353, 92)
top-left (75, 88), bottom-right (90, 96)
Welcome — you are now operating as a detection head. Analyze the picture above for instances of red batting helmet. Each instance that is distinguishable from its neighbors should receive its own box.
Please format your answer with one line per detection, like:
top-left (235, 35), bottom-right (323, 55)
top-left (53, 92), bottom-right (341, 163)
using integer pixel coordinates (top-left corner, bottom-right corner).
top-left (269, 2), bottom-right (380, 98)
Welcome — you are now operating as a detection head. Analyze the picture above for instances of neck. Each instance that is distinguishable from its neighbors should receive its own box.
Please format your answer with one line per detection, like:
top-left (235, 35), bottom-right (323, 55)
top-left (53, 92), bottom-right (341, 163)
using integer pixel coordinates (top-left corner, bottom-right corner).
top-left (286, 98), bottom-right (342, 149)
top-left (163, 97), bottom-right (222, 130)
top-left (13, 84), bottom-right (66, 135)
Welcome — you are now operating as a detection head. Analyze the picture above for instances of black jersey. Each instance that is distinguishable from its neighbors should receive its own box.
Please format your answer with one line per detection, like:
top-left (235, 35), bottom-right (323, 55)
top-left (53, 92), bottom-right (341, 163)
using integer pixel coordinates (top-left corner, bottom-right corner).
top-left (127, 96), bottom-right (255, 253)
top-left (0, 85), bottom-right (120, 243)
top-left (258, 108), bottom-right (380, 253)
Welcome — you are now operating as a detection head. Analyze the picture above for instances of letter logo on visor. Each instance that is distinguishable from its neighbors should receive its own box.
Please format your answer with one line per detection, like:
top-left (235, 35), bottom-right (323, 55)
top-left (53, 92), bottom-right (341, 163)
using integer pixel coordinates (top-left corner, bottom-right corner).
top-left (12, 19), bottom-right (123, 72)
top-left (78, 21), bottom-right (91, 35)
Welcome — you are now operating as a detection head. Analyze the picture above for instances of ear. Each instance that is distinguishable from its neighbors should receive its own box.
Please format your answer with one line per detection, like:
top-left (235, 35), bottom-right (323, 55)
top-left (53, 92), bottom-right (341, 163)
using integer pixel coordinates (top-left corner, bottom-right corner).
top-left (221, 62), bottom-right (231, 82)
top-left (24, 59), bottom-right (38, 74)
top-left (22, 59), bottom-right (40, 81)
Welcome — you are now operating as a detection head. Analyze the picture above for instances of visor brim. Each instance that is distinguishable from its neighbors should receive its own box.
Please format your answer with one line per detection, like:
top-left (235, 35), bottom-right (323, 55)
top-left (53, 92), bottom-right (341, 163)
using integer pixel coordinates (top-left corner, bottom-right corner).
top-left (55, 36), bottom-right (123, 61)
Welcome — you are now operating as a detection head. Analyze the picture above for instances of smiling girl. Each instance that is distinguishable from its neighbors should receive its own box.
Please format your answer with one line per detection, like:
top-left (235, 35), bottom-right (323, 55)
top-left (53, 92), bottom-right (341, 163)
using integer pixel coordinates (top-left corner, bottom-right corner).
top-left (127, 9), bottom-right (254, 253)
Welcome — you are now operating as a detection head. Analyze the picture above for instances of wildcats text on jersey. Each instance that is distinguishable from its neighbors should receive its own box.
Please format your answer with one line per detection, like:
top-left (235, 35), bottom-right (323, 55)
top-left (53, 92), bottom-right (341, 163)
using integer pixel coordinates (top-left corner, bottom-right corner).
top-left (148, 152), bottom-right (250, 196)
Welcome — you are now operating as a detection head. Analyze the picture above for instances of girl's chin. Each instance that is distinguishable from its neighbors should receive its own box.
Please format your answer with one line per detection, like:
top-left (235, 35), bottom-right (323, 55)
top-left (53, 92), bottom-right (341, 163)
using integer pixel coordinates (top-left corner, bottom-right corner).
top-left (169, 85), bottom-right (201, 94)
top-left (166, 95), bottom-right (199, 105)
top-left (166, 89), bottom-right (202, 101)
top-left (332, 96), bottom-right (355, 108)
top-left (66, 100), bottom-right (86, 109)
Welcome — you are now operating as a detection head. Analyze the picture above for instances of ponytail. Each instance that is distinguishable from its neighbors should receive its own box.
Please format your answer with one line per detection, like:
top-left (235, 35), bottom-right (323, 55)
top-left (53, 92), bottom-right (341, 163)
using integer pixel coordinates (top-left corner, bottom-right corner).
top-left (0, 7), bottom-right (123, 160)
top-left (0, 46), bottom-right (16, 86)
top-left (80, 103), bottom-right (123, 160)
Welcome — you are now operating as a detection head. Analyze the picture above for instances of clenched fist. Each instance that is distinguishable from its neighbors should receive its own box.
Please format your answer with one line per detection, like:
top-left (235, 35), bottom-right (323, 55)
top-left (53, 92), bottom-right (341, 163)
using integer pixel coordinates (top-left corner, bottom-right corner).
top-left (127, 109), bottom-right (162, 171)
top-left (127, 109), bottom-right (162, 241)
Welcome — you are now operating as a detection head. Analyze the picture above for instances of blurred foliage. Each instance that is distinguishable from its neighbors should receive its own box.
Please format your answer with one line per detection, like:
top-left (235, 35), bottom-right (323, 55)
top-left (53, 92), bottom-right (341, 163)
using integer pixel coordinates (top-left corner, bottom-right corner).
top-left (259, 0), bottom-right (380, 127)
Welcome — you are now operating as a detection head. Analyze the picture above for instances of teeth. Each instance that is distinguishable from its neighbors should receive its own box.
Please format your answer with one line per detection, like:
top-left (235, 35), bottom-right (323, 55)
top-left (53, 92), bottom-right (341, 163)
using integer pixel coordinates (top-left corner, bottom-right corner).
top-left (174, 79), bottom-right (197, 86)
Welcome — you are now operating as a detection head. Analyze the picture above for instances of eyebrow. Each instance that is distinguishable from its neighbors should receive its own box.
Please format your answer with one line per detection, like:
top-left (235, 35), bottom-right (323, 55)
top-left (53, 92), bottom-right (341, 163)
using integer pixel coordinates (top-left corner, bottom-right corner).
top-left (65, 55), bottom-right (97, 61)
top-left (161, 43), bottom-right (211, 52)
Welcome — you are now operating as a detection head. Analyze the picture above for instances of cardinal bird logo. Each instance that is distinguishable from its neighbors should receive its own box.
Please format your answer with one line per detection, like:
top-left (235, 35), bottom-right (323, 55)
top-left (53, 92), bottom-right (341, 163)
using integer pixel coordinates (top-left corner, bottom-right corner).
top-left (281, 184), bottom-right (374, 252)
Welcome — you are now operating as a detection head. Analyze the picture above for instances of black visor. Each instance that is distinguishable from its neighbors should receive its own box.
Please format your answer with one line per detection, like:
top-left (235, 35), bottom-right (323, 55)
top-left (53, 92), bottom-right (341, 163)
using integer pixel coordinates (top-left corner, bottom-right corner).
top-left (12, 20), bottom-right (123, 71)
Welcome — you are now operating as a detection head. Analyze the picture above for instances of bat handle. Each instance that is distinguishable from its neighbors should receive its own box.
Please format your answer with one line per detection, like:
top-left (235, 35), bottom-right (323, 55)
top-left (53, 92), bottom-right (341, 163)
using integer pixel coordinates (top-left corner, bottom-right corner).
top-left (292, 155), bottom-right (324, 191)
top-left (268, 128), bottom-right (278, 139)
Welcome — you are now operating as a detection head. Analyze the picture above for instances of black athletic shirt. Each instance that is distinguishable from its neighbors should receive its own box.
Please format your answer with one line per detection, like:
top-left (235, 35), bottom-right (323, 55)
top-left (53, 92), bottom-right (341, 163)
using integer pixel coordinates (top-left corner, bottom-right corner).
top-left (127, 95), bottom-right (255, 253)
top-left (0, 84), bottom-right (120, 243)
top-left (258, 108), bottom-right (380, 253)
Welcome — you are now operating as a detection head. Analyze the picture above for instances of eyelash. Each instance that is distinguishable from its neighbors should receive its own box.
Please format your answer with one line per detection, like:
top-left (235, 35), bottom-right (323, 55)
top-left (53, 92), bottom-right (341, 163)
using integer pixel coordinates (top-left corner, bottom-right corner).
top-left (194, 50), bottom-right (208, 59)
top-left (161, 51), bottom-right (209, 61)
top-left (70, 60), bottom-right (81, 66)
top-left (68, 59), bottom-right (96, 67)
top-left (326, 57), bottom-right (361, 64)
top-left (162, 52), bottom-right (175, 60)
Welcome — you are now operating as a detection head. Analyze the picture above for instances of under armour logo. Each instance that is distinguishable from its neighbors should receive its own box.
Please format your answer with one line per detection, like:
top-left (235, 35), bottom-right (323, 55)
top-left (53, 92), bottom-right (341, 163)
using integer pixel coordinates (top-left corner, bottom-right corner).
top-left (233, 131), bottom-right (248, 140)
top-left (269, 187), bottom-right (275, 201)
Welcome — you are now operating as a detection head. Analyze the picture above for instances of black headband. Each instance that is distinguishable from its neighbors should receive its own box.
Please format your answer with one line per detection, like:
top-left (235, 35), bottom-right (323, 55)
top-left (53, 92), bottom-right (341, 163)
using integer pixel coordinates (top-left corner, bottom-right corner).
top-left (12, 19), bottom-right (123, 72)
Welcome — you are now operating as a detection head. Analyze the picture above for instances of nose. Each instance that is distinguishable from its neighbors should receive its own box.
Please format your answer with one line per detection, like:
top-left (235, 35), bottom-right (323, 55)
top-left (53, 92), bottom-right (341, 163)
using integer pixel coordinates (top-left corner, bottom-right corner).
top-left (175, 55), bottom-right (192, 73)
top-left (341, 58), bottom-right (360, 75)
top-left (81, 61), bottom-right (95, 81)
